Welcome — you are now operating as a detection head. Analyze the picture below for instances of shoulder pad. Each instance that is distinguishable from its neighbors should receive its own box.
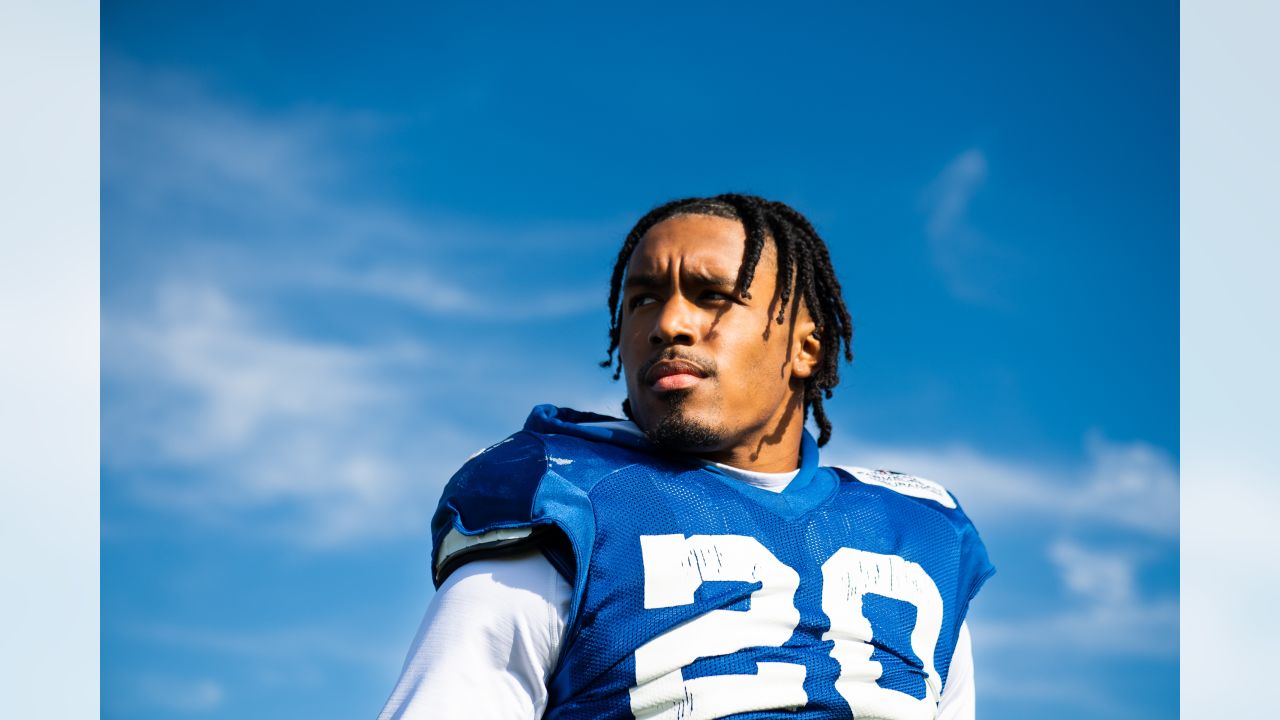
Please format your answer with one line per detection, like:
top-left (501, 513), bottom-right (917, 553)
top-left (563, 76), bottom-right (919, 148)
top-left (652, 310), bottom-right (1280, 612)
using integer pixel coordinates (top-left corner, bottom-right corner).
top-left (835, 466), bottom-right (957, 509)
top-left (431, 431), bottom-right (549, 585)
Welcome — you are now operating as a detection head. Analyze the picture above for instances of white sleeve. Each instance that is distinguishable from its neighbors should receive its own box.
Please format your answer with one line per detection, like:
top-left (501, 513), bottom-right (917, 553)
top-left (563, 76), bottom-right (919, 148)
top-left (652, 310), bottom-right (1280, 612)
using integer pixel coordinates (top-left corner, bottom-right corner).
top-left (377, 548), bottom-right (571, 720)
top-left (936, 621), bottom-right (975, 720)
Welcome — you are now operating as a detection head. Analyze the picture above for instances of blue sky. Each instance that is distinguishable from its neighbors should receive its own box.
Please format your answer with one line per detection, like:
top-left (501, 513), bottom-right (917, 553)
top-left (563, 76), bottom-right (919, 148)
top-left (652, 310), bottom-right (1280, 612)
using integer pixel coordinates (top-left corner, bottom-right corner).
top-left (102, 2), bottom-right (1177, 718)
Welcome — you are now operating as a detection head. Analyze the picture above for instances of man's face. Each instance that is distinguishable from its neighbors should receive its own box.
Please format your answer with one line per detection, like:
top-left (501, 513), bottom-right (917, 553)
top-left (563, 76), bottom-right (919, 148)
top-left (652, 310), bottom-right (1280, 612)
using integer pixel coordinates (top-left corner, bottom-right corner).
top-left (619, 213), bottom-right (819, 454)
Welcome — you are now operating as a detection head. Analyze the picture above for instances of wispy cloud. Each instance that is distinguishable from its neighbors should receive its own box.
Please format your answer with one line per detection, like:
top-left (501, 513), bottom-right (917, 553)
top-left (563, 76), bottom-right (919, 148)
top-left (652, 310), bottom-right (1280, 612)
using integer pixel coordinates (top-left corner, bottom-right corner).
top-left (921, 149), bottom-right (1017, 305)
top-left (955, 538), bottom-right (1176, 718)
top-left (135, 621), bottom-right (395, 671)
top-left (131, 674), bottom-right (226, 714)
top-left (1049, 539), bottom-right (1138, 606)
top-left (976, 539), bottom-right (1177, 659)
top-left (104, 58), bottom-right (611, 321)
top-left (104, 59), bottom-right (345, 217)
top-left (307, 264), bottom-right (600, 320)
top-left (976, 671), bottom-right (1116, 712)
top-left (836, 430), bottom-right (1179, 539)
top-left (102, 62), bottom-right (620, 546)
top-left (103, 281), bottom-right (462, 547)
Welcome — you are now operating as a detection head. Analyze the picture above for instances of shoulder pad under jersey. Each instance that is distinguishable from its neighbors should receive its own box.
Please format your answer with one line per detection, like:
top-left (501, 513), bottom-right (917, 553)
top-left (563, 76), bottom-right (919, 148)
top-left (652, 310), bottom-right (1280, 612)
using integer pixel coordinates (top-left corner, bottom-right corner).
top-left (430, 431), bottom-right (553, 586)
top-left (834, 464), bottom-right (995, 599)
top-left (834, 465), bottom-right (958, 509)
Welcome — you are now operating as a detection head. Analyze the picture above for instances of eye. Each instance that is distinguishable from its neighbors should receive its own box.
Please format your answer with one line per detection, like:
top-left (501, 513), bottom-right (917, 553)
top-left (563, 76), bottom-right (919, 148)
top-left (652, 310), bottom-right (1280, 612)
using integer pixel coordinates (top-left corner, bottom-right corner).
top-left (627, 294), bottom-right (658, 311)
top-left (700, 290), bottom-right (735, 303)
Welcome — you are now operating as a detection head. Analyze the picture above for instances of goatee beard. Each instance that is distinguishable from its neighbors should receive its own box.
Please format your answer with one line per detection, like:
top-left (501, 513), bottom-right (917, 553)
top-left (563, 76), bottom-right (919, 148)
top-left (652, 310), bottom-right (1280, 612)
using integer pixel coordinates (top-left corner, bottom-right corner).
top-left (641, 391), bottom-right (723, 451)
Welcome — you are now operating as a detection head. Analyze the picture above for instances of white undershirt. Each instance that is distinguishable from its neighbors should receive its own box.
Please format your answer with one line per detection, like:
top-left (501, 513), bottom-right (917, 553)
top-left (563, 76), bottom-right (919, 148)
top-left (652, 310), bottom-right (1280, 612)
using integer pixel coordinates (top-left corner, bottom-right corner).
top-left (378, 428), bottom-right (977, 719)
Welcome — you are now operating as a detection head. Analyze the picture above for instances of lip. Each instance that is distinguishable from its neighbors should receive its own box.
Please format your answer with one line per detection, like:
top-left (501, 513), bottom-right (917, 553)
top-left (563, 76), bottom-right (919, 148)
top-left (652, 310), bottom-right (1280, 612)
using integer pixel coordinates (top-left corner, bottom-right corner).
top-left (645, 359), bottom-right (709, 391)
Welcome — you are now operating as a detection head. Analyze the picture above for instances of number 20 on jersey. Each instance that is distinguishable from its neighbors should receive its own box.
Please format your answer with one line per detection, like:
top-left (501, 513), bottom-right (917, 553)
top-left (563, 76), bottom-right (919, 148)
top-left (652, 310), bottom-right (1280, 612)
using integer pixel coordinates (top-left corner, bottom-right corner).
top-left (629, 534), bottom-right (946, 720)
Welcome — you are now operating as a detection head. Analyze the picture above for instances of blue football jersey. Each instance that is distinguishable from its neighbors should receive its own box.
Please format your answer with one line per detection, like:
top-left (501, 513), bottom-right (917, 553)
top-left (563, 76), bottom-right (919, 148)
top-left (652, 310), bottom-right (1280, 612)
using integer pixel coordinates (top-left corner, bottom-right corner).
top-left (432, 405), bottom-right (994, 720)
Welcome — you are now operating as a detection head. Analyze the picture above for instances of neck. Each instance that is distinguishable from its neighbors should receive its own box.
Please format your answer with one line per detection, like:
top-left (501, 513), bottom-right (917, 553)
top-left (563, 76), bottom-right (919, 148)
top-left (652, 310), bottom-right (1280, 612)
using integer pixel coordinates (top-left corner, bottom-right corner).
top-left (692, 396), bottom-right (808, 473)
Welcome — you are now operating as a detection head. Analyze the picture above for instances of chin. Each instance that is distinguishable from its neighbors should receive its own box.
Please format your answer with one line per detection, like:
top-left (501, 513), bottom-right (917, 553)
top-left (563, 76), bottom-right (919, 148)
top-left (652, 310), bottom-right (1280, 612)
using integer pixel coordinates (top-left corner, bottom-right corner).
top-left (638, 395), bottom-right (724, 451)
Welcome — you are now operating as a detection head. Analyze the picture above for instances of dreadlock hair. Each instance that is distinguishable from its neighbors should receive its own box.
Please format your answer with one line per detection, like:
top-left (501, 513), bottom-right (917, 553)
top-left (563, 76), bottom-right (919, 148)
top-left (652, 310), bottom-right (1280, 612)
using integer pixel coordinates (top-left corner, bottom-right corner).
top-left (600, 193), bottom-right (854, 447)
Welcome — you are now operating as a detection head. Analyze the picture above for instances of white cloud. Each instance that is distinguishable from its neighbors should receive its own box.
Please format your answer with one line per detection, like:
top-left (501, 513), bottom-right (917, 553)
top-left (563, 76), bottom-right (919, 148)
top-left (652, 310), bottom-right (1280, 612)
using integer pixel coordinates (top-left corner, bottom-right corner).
top-left (975, 670), bottom-right (1115, 711)
top-left (104, 58), bottom-right (347, 216)
top-left (101, 63), bottom-right (618, 546)
top-left (973, 539), bottom-right (1177, 659)
top-left (1073, 431), bottom-right (1180, 537)
top-left (136, 621), bottom-right (394, 669)
top-left (307, 264), bottom-right (600, 320)
top-left (133, 674), bottom-right (225, 713)
top-left (103, 281), bottom-right (465, 547)
top-left (925, 149), bottom-right (987, 242)
top-left (836, 431), bottom-right (1179, 539)
top-left (921, 149), bottom-right (1017, 305)
top-left (1049, 539), bottom-right (1137, 605)
top-left (115, 284), bottom-right (411, 455)
top-left (104, 60), bottom-right (610, 322)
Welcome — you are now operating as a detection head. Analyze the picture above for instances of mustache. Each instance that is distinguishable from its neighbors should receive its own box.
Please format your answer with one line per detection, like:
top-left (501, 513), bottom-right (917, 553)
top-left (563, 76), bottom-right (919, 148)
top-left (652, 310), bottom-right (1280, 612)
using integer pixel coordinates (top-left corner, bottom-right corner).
top-left (637, 349), bottom-right (718, 383)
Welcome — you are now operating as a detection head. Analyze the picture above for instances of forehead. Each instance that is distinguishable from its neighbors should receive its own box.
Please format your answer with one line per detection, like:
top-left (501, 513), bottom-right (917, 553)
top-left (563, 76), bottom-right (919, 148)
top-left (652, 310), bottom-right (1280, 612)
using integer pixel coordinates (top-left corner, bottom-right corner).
top-left (627, 213), bottom-right (775, 277)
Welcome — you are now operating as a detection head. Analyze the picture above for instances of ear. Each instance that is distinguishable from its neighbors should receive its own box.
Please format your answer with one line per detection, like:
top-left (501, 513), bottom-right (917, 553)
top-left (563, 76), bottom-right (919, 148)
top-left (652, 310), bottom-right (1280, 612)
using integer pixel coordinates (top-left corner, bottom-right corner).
top-left (790, 315), bottom-right (823, 380)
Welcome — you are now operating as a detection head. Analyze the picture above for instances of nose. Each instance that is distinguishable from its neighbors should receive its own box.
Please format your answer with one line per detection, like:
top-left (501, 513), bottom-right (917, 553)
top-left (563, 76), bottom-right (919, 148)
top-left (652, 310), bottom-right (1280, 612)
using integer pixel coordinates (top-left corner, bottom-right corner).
top-left (649, 295), bottom-right (699, 347)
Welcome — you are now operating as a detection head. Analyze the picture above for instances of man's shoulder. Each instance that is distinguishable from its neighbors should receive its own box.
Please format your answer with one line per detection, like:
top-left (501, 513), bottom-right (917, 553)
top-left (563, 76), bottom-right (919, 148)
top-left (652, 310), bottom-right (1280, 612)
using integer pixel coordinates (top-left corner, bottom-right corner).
top-left (430, 406), bottom-right (647, 588)
top-left (825, 463), bottom-right (995, 592)
top-left (828, 465), bottom-right (958, 510)
top-left (459, 430), bottom-right (548, 469)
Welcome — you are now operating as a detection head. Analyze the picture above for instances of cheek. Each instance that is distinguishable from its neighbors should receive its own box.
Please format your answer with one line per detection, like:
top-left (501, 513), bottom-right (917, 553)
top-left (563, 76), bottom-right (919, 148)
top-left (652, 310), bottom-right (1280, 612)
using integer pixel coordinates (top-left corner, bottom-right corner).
top-left (617, 324), bottom-right (647, 364)
top-left (716, 332), bottom-right (788, 390)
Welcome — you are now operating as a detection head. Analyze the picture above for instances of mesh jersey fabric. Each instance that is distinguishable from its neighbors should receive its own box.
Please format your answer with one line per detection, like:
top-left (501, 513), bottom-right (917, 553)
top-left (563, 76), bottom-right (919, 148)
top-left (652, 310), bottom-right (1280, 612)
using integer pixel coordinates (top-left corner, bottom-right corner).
top-left (431, 405), bottom-right (995, 720)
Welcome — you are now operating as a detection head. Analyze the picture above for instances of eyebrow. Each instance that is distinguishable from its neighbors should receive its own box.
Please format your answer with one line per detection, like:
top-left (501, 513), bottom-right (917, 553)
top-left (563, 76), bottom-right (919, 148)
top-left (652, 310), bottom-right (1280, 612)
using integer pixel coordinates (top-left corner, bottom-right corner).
top-left (623, 270), bottom-right (740, 290)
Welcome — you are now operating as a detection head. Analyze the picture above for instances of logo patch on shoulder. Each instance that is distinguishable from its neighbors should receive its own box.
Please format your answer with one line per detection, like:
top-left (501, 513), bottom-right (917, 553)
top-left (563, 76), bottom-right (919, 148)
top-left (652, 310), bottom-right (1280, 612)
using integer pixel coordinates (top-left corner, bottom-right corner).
top-left (838, 466), bottom-right (956, 509)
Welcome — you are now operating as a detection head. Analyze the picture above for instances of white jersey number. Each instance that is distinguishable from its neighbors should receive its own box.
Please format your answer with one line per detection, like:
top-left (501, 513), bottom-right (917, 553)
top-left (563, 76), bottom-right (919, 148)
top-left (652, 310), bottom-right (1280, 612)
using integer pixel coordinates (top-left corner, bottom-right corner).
top-left (629, 535), bottom-right (945, 720)
top-left (629, 534), bottom-right (807, 720)
top-left (822, 548), bottom-right (944, 719)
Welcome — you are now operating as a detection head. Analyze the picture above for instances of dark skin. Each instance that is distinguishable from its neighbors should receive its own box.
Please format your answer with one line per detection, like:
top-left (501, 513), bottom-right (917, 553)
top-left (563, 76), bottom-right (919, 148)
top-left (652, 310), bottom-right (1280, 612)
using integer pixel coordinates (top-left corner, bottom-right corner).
top-left (619, 213), bottom-right (823, 472)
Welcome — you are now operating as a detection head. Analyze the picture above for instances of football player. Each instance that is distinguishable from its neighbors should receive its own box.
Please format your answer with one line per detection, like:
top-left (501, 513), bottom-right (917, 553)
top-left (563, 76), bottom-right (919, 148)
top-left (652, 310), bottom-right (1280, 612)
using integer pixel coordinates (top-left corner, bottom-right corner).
top-left (379, 194), bottom-right (994, 719)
